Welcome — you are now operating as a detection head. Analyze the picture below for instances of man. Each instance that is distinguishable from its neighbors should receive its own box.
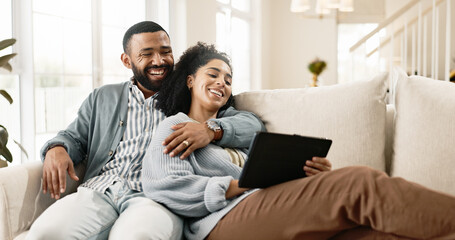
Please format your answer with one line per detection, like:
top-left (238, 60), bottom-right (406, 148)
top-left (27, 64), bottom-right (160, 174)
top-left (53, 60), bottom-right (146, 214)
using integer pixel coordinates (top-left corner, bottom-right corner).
top-left (27, 21), bottom-right (265, 240)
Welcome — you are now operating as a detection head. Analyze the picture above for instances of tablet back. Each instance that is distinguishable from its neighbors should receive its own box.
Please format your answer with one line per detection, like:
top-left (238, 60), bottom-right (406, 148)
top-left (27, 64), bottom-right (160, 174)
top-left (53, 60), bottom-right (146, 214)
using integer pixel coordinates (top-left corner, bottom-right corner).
top-left (238, 132), bottom-right (332, 188)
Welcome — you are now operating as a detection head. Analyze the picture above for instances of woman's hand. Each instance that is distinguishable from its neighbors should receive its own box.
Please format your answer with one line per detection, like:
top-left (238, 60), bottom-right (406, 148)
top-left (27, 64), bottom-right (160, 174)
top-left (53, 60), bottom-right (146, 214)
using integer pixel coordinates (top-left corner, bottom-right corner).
top-left (225, 180), bottom-right (250, 199)
top-left (303, 157), bottom-right (332, 176)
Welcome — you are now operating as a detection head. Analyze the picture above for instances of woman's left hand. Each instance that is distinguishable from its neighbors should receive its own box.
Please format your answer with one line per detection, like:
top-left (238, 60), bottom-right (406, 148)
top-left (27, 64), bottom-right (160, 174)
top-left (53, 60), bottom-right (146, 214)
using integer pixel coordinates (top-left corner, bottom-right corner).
top-left (303, 157), bottom-right (332, 176)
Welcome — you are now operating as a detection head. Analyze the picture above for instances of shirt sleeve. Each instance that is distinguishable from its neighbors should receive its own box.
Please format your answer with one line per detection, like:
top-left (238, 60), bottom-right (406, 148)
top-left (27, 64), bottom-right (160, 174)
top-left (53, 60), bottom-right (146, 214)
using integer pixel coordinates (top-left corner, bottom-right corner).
top-left (214, 106), bottom-right (266, 148)
top-left (142, 113), bottom-right (234, 218)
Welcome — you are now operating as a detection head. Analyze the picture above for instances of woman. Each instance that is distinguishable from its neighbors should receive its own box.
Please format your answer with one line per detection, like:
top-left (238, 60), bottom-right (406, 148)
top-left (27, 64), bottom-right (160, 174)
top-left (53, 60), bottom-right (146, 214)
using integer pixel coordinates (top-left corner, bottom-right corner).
top-left (142, 42), bottom-right (455, 240)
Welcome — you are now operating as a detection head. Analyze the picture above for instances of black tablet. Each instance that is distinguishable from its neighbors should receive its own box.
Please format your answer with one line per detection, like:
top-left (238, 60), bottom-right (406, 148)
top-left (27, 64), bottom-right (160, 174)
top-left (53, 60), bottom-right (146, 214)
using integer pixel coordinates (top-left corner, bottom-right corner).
top-left (238, 132), bottom-right (332, 188)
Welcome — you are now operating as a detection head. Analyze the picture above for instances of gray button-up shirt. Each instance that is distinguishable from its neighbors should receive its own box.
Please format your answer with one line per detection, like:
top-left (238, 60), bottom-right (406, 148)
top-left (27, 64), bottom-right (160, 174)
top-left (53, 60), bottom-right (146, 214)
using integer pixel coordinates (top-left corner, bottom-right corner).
top-left (81, 82), bottom-right (165, 192)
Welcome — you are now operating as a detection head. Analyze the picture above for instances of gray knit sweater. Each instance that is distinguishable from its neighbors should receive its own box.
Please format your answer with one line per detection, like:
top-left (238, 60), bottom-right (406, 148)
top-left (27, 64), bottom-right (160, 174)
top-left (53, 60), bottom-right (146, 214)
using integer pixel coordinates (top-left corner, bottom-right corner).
top-left (142, 113), bottom-right (259, 240)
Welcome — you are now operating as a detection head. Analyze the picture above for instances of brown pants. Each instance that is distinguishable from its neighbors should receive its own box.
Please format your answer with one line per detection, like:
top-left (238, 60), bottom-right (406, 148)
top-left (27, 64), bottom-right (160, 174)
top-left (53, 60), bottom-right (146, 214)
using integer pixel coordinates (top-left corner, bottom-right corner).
top-left (207, 166), bottom-right (455, 240)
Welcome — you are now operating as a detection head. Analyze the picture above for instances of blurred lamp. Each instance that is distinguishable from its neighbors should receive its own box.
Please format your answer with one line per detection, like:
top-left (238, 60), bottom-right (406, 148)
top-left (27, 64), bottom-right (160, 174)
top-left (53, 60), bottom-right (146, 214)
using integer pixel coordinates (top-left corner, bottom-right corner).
top-left (339, 0), bottom-right (354, 12)
top-left (290, 0), bottom-right (311, 13)
top-left (291, 0), bottom-right (354, 15)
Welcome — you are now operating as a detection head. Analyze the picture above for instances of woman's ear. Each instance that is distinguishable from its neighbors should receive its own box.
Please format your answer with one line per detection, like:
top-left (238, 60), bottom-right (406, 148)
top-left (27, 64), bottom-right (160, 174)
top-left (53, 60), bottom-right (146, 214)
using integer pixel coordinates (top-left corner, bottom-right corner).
top-left (187, 75), bottom-right (194, 89)
top-left (121, 53), bottom-right (132, 69)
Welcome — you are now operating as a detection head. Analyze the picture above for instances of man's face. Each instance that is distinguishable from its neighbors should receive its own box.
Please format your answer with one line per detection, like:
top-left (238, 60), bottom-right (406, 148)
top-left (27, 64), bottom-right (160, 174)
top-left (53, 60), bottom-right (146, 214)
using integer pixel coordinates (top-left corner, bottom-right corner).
top-left (122, 31), bottom-right (174, 94)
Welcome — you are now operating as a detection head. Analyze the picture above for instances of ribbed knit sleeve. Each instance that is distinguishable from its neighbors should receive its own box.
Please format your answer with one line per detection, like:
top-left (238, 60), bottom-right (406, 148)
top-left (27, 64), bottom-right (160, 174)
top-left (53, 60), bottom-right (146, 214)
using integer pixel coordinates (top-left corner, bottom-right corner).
top-left (215, 106), bottom-right (266, 148)
top-left (142, 113), bottom-right (237, 217)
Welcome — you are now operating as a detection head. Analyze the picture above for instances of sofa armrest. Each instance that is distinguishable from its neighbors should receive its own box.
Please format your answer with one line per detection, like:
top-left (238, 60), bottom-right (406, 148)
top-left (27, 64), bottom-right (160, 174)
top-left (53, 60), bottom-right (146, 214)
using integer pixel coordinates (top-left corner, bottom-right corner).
top-left (0, 161), bottom-right (84, 240)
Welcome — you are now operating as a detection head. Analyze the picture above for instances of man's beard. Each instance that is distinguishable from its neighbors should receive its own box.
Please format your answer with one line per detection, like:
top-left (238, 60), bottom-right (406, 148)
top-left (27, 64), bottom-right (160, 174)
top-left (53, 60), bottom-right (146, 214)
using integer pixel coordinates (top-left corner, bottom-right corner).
top-left (132, 63), bottom-right (171, 92)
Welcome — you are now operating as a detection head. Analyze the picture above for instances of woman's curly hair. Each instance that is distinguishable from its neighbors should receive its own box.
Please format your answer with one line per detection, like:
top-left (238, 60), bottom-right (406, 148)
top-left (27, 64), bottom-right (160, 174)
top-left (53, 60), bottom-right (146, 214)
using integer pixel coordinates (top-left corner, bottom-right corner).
top-left (156, 42), bottom-right (234, 117)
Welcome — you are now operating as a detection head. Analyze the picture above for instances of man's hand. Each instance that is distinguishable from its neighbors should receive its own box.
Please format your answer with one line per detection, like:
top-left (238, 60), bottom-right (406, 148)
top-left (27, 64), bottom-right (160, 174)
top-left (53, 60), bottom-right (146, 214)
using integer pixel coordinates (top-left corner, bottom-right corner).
top-left (42, 146), bottom-right (79, 199)
top-left (304, 157), bottom-right (332, 176)
top-left (162, 122), bottom-right (215, 160)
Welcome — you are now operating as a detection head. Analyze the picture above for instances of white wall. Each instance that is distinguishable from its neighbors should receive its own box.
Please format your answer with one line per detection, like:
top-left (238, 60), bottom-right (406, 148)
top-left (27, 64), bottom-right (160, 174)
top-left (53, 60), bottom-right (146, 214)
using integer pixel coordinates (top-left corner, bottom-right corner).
top-left (452, 0), bottom-right (455, 75)
top-left (185, 0), bottom-right (217, 47)
top-left (176, 0), bottom-right (409, 89)
top-left (169, 0), bottom-right (217, 61)
top-left (385, 0), bottom-right (411, 18)
top-left (172, 0), bottom-right (337, 90)
top-left (261, 0), bottom-right (338, 89)
top-left (260, 0), bottom-right (272, 89)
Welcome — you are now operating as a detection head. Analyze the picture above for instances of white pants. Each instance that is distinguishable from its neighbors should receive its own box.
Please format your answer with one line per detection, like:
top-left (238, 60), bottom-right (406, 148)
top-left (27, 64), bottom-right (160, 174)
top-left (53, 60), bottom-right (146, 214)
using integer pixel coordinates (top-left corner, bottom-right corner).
top-left (27, 181), bottom-right (183, 240)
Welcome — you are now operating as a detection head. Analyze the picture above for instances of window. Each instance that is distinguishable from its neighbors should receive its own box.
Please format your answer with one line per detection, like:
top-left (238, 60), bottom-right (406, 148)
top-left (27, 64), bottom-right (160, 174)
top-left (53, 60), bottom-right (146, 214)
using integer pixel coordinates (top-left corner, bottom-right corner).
top-left (4, 0), bottom-right (168, 163)
top-left (100, 0), bottom-right (146, 85)
top-left (0, 0), bottom-right (21, 166)
top-left (337, 23), bottom-right (379, 83)
top-left (216, 0), bottom-right (253, 94)
top-left (33, 0), bottom-right (156, 161)
top-left (33, 0), bottom-right (94, 154)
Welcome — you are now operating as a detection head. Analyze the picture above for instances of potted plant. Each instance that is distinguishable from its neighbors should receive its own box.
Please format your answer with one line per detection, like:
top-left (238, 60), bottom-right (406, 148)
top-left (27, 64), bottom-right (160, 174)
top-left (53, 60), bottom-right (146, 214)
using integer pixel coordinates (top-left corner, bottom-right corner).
top-left (0, 38), bottom-right (27, 167)
top-left (308, 58), bottom-right (327, 87)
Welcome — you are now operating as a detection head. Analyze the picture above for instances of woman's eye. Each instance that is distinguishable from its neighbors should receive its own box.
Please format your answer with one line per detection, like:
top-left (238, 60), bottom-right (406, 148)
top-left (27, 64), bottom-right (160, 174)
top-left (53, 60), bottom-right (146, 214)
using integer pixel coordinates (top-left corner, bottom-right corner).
top-left (225, 80), bottom-right (232, 86)
top-left (209, 74), bottom-right (217, 78)
top-left (142, 53), bottom-right (151, 56)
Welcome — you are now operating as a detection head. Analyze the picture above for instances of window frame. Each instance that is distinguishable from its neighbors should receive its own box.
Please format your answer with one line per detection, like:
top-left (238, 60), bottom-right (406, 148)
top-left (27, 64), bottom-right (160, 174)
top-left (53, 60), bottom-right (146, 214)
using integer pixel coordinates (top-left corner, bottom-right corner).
top-left (10, 0), bottom-right (169, 163)
top-left (215, 0), bottom-right (261, 94)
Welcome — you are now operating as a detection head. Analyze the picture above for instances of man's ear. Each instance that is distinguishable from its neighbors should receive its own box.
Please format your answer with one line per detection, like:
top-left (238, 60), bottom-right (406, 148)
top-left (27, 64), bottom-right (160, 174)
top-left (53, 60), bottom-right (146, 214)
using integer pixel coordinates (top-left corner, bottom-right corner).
top-left (121, 53), bottom-right (132, 69)
top-left (187, 75), bottom-right (194, 89)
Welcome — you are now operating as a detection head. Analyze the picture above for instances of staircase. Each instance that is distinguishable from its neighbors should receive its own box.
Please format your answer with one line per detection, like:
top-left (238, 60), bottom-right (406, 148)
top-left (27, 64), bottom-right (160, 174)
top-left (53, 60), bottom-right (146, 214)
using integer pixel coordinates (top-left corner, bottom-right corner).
top-left (349, 0), bottom-right (454, 86)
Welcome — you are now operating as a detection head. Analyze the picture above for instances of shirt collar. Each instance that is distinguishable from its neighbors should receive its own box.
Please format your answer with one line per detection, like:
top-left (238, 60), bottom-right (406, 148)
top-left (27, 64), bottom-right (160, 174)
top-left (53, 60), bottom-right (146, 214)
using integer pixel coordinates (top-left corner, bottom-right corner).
top-left (129, 77), bottom-right (159, 103)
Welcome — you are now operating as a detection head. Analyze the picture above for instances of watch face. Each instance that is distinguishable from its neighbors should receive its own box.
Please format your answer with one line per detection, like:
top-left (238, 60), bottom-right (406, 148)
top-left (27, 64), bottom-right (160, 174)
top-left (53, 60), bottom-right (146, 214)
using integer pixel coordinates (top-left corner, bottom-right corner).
top-left (207, 120), bottom-right (221, 131)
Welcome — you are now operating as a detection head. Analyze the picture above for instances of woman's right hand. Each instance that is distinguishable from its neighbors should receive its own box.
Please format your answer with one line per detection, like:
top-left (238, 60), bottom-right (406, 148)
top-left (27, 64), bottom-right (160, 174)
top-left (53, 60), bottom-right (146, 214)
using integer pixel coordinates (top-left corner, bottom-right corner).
top-left (225, 180), bottom-right (250, 199)
top-left (303, 157), bottom-right (332, 176)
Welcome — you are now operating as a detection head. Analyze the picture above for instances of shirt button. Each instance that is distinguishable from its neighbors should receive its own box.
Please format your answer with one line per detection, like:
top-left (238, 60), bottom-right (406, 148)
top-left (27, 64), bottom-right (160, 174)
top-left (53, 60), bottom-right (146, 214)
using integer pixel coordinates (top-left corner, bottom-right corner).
top-left (146, 106), bottom-right (150, 110)
top-left (108, 150), bottom-right (113, 156)
top-left (119, 120), bottom-right (124, 126)
top-left (145, 128), bottom-right (149, 132)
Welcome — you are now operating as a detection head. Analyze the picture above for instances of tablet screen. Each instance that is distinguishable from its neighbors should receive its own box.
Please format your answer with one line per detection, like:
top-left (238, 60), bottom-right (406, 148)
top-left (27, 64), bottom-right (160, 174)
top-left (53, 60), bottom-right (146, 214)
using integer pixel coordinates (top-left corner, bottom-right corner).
top-left (238, 132), bottom-right (332, 188)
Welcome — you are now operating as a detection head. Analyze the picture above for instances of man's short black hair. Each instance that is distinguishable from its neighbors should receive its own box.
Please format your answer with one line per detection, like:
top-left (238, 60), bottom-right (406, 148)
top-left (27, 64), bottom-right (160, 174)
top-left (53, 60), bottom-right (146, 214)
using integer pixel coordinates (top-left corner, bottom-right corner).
top-left (122, 21), bottom-right (169, 54)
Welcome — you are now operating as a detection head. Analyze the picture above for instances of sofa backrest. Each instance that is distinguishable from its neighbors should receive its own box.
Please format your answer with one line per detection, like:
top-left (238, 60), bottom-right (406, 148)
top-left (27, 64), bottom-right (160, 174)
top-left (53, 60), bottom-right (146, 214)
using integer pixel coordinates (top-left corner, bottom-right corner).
top-left (389, 70), bottom-right (455, 196)
top-left (234, 69), bottom-right (455, 197)
top-left (234, 73), bottom-right (389, 172)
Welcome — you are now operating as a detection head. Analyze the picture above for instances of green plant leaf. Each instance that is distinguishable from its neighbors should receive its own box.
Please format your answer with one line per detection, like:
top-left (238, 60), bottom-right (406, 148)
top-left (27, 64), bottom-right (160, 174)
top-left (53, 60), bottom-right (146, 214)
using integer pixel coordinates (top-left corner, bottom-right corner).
top-left (0, 125), bottom-right (8, 146)
top-left (0, 38), bottom-right (16, 51)
top-left (0, 159), bottom-right (8, 168)
top-left (0, 53), bottom-right (17, 71)
top-left (13, 139), bottom-right (29, 159)
top-left (0, 126), bottom-right (12, 163)
top-left (0, 146), bottom-right (13, 163)
top-left (2, 62), bottom-right (12, 72)
top-left (0, 90), bottom-right (13, 104)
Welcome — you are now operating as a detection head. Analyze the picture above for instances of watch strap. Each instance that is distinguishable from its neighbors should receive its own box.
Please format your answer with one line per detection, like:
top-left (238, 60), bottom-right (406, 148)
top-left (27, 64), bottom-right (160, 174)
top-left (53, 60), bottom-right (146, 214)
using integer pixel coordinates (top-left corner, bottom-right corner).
top-left (206, 120), bottom-right (223, 141)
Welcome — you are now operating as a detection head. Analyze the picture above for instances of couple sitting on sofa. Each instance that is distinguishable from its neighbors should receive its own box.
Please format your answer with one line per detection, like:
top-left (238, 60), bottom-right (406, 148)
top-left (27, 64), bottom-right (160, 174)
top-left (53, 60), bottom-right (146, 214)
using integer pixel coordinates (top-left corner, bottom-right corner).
top-left (29, 21), bottom-right (455, 240)
top-left (141, 42), bottom-right (455, 240)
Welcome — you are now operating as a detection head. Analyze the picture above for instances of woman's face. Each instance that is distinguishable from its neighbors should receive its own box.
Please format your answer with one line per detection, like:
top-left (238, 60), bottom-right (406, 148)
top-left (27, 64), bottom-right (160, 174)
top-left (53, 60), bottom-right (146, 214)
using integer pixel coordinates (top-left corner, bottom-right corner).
top-left (187, 59), bottom-right (232, 113)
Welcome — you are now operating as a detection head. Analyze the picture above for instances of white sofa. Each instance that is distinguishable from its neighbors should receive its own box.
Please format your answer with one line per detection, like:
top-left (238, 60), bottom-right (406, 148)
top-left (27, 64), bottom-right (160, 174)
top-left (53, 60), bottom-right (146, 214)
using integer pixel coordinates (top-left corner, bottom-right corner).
top-left (1, 69), bottom-right (454, 239)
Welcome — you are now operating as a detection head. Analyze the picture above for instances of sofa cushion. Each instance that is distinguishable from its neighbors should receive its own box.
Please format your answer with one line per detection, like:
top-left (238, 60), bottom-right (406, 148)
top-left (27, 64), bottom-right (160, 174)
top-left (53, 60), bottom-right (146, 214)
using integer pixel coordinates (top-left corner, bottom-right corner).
top-left (234, 73), bottom-right (388, 171)
top-left (391, 72), bottom-right (455, 196)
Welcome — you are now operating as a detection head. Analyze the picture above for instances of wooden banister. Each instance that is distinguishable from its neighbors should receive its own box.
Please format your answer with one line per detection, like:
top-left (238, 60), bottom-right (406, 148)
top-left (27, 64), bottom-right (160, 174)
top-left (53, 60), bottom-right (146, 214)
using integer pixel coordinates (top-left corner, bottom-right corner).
top-left (364, 0), bottom-right (445, 58)
top-left (349, 0), bottom-right (419, 53)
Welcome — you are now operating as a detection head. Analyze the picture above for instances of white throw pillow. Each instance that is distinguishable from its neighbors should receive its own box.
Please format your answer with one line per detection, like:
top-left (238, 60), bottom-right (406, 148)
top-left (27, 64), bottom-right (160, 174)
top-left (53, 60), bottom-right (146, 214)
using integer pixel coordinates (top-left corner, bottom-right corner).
top-left (234, 73), bottom-right (388, 171)
top-left (391, 72), bottom-right (455, 196)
